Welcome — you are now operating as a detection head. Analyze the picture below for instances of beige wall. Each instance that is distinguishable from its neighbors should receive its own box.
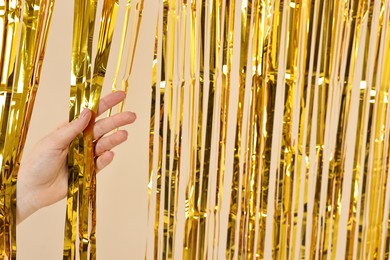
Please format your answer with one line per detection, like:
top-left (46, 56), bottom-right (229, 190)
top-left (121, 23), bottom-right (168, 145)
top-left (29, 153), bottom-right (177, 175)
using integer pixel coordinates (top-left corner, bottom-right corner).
top-left (17, 1), bottom-right (155, 259)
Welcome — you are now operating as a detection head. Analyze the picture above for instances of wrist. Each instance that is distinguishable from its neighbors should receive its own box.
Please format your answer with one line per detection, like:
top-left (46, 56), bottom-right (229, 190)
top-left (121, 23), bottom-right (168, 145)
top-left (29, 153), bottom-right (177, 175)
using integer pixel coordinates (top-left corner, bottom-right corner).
top-left (16, 173), bottom-right (40, 224)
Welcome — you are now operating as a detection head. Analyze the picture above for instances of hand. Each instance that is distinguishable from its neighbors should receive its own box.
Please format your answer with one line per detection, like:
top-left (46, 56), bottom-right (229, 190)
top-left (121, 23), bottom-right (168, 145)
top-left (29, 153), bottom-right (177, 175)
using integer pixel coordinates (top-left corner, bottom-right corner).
top-left (16, 91), bottom-right (136, 224)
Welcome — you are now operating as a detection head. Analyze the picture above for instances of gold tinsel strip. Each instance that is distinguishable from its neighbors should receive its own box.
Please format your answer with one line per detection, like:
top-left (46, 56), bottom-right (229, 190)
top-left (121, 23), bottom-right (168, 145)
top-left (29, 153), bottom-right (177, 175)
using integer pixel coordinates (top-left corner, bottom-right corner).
top-left (110, 0), bottom-right (144, 114)
top-left (65, 0), bottom-right (97, 258)
top-left (146, 0), bottom-right (163, 258)
top-left (64, 0), bottom-right (119, 259)
top-left (65, 0), bottom-right (146, 258)
top-left (0, 0), bottom-right (54, 258)
top-left (146, 0), bottom-right (390, 259)
top-left (147, 0), bottom-right (237, 258)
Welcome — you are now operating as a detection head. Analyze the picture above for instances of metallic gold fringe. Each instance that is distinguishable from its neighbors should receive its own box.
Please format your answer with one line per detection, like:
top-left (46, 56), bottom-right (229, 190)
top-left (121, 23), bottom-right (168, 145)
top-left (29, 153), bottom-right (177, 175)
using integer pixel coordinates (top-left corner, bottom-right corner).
top-left (146, 0), bottom-right (390, 259)
top-left (110, 0), bottom-right (144, 114)
top-left (65, 0), bottom-right (145, 258)
top-left (0, 0), bottom-right (54, 258)
top-left (64, 0), bottom-right (118, 259)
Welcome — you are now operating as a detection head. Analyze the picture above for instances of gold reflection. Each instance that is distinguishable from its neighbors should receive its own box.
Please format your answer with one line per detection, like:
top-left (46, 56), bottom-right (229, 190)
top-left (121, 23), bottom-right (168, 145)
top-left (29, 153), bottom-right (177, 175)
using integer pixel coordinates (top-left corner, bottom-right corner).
top-left (146, 0), bottom-right (390, 259)
top-left (64, 0), bottom-right (145, 259)
top-left (110, 0), bottom-right (144, 114)
top-left (0, 0), bottom-right (54, 258)
top-left (64, 0), bottom-right (119, 259)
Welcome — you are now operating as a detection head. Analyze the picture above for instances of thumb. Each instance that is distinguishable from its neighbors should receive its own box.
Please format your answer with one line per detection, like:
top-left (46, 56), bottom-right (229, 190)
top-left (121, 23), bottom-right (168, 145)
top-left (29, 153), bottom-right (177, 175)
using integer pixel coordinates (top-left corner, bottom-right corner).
top-left (51, 109), bottom-right (92, 148)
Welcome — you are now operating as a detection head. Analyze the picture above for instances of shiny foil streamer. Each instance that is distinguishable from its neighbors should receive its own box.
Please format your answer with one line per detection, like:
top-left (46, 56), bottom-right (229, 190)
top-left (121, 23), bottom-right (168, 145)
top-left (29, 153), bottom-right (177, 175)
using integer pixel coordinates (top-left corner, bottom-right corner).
top-left (64, 0), bottom-right (145, 258)
top-left (0, 0), bottom-right (54, 258)
top-left (146, 0), bottom-right (390, 259)
top-left (64, 0), bottom-right (118, 259)
top-left (110, 0), bottom-right (144, 114)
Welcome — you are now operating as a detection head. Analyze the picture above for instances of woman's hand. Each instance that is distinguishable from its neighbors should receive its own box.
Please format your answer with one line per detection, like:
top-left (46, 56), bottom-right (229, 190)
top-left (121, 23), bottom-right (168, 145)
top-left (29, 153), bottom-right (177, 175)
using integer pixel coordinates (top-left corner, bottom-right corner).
top-left (16, 91), bottom-right (136, 224)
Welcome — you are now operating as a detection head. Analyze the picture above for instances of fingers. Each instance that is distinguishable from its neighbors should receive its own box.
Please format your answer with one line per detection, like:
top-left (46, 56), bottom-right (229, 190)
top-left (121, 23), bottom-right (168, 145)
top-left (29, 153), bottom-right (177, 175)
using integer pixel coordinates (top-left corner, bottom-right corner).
top-left (94, 93), bottom-right (135, 171)
top-left (95, 130), bottom-right (128, 156)
top-left (95, 151), bottom-right (115, 173)
top-left (97, 91), bottom-right (126, 116)
top-left (50, 109), bottom-right (92, 148)
top-left (93, 111), bottom-right (136, 140)
top-left (94, 130), bottom-right (130, 172)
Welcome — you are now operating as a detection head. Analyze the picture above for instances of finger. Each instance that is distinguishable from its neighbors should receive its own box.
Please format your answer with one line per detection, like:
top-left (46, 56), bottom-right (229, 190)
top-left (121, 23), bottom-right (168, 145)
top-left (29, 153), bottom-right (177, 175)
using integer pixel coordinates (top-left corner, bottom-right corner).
top-left (97, 91), bottom-right (126, 116)
top-left (95, 150), bottom-right (115, 173)
top-left (95, 130), bottom-right (128, 156)
top-left (49, 109), bottom-right (92, 148)
top-left (94, 111), bottom-right (136, 140)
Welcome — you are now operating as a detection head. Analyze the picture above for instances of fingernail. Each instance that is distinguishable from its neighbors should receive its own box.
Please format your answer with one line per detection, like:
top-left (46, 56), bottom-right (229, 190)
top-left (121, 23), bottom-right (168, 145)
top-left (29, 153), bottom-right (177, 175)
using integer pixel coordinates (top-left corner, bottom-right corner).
top-left (131, 112), bottom-right (137, 119)
top-left (80, 109), bottom-right (90, 118)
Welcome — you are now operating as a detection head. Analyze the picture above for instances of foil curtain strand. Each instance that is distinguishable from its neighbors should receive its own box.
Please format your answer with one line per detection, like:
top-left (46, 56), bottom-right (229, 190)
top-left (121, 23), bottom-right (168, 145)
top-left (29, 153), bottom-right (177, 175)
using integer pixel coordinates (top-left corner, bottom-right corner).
top-left (146, 0), bottom-right (390, 259)
top-left (110, 0), bottom-right (144, 114)
top-left (64, 0), bottom-right (118, 259)
top-left (0, 0), bottom-right (54, 258)
top-left (64, 0), bottom-right (145, 258)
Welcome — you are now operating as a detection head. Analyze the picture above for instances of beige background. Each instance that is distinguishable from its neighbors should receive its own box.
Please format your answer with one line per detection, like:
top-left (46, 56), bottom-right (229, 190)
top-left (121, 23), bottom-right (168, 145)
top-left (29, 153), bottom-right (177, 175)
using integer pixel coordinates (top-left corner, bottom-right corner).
top-left (17, 1), bottom-right (156, 259)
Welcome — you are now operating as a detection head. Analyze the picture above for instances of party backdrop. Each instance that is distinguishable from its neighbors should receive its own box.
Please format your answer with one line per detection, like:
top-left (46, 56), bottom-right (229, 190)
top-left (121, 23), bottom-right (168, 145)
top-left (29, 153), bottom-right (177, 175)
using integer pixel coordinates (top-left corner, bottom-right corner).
top-left (0, 0), bottom-right (390, 259)
top-left (145, 0), bottom-right (390, 259)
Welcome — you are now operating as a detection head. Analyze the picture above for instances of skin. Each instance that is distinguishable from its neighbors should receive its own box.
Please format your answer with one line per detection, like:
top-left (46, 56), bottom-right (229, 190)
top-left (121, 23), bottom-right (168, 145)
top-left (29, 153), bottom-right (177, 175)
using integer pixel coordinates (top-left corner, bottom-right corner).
top-left (16, 91), bottom-right (136, 224)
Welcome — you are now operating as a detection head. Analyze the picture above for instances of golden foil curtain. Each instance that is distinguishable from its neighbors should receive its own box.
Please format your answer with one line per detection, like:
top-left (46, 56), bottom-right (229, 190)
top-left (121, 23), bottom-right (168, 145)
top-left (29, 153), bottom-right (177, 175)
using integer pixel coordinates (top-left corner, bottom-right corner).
top-left (64, 0), bottom-right (144, 259)
top-left (146, 0), bottom-right (390, 259)
top-left (0, 0), bottom-right (54, 258)
top-left (64, 0), bottom-right (118, 258)
top-left (110, 0), bottom-right (144, 114)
